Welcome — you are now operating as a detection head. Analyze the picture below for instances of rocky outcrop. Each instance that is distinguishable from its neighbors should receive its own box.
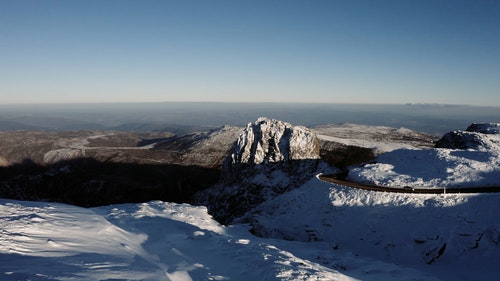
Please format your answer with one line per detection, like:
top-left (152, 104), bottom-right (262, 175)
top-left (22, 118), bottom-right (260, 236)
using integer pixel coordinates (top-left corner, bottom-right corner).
top-left (223, 117), bottom-right (320, 181)
top-left (196, 118), bottom-right (327, 224)
top-left (435, 123), bottom-right (500, 151)
top-left (231, 117), bottom-right (320, 164)
top-left (466, 123), bottom-right (500, 134)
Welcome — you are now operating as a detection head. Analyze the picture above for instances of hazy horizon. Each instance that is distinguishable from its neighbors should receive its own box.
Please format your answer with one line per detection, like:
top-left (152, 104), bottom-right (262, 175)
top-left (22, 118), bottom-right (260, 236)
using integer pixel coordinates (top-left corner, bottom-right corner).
top-left (1, 102), bottom-right (499, 135)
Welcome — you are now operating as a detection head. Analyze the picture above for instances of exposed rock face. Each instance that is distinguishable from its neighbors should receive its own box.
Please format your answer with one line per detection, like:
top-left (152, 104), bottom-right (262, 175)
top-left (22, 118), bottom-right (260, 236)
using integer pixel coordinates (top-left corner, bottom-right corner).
top-left (232, 117), bottom-right (320, 164)
top-left (197, 118), bottom-right (327, 224)
top-left (435, 123), bottom-right (500, 151)
top-left (224, 117), bottom-right (320, 181)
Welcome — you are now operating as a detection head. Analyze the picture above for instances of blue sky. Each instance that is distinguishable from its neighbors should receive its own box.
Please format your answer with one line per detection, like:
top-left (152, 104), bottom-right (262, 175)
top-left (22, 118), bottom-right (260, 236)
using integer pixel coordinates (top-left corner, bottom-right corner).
top-left (1, 0), bottom-right (499, 105)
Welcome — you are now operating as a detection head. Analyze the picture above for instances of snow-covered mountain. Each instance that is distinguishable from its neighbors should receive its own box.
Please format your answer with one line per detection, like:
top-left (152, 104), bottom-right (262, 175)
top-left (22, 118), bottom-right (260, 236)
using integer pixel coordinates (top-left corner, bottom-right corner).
top-left (229, 117), bottom-right (320, 166)
top-left (224, 117), bottom-right (321, 181)
top-left (1, 120), bottom-right (499, 280)
top-left (196, 118), bottom-right (328, 224)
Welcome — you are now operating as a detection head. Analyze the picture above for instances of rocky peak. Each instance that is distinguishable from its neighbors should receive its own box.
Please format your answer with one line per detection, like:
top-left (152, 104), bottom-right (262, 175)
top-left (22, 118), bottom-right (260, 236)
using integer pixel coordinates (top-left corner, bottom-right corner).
top-left (198, 118), bottom-right (327, 224)
top-left (227, 117), bottom-right (320, 172)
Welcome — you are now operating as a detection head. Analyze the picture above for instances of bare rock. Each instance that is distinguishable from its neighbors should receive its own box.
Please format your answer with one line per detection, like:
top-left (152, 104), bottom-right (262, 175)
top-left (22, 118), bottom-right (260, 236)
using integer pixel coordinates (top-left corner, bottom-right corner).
top-left (224, 117), bottom-right (320, 181)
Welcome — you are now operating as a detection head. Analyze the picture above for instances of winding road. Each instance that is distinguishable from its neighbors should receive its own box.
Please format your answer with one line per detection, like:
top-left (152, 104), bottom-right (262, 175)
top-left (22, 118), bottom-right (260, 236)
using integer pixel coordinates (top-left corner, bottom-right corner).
top-left (318, 174), bottom-right (500, 194)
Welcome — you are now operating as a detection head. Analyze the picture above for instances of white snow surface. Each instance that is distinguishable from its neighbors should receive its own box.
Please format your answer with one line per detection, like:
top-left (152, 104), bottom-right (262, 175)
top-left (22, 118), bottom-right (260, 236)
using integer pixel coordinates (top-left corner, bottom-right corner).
top-left (348, 147), bottom-right (500, 188)
top-left (1, 199), bottom-right (357, 281)
top-left (246, 176), bottom-right (500, 281)
top-left (346, 122), bottom-right (500, 188)
top-left (2, 175), bottom-right (500, 280)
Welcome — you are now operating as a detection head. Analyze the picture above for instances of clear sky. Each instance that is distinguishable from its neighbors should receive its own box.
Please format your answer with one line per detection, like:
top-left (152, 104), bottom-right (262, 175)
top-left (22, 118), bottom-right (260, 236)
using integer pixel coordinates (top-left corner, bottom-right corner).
top-left (1, 0), bottom-right (499, 105)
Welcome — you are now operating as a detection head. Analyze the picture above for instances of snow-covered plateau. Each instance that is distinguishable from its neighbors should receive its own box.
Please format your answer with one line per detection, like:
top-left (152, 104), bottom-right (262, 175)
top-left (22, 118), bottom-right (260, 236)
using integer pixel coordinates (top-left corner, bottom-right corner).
top-left (348, 123), bottom-right (500, 188)
top-left (1, 121), bottom-right (499, 280)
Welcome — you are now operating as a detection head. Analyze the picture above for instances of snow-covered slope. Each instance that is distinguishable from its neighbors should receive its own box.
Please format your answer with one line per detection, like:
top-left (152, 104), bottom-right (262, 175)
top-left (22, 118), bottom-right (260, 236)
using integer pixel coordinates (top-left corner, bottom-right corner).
top-left (0, 199), bottom-right (346, 281)
top-left (246, 176), bottom-right (500, 281)
top-left (0, 198), bottom-right (437, 281)
top-left (348, 123), bottom-right (500, 188)
top-left (4, 177), bottom-right (497, 281)
top-left (348, 147), bottom-right (500, 188)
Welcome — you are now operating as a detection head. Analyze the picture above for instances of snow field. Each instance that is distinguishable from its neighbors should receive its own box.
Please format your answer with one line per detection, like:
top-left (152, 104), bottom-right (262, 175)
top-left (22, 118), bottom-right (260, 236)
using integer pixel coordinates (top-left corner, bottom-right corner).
top-left (1, 199), bottom-right (357, 281)
top-left (348, 148), bottom-right (500, 188)
top-left (1, 175), bottom-right (499, 280)
top-left (247, 176), bottom-right (500, 281)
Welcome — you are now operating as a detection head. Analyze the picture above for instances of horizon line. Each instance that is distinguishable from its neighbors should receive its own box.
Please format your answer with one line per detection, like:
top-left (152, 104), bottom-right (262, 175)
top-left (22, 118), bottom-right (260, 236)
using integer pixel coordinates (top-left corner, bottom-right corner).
top-left (0, 101), bottom-right (497, 108)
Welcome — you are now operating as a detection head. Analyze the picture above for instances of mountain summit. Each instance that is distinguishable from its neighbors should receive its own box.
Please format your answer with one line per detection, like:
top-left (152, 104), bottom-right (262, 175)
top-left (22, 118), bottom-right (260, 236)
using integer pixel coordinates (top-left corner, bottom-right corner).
top-left (198, 118), bottom-right (326, 224)
top-left (230, 117), bottom-right (320, 165)
top-left (223, 117), bottom-right (320, 182)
